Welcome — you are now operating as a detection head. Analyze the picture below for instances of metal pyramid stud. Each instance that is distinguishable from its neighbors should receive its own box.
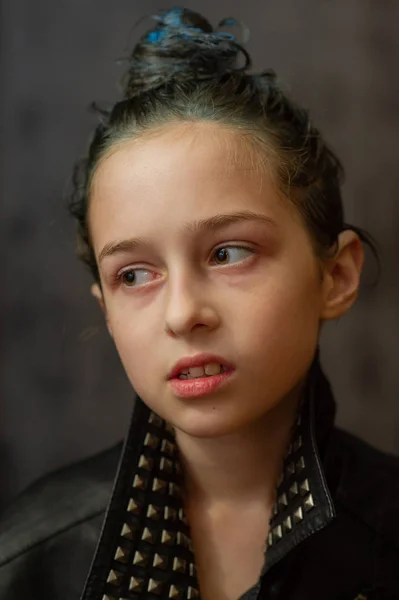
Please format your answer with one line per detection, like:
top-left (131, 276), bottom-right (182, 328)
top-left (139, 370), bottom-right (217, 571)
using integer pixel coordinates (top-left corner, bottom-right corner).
top-left (304, 493), bottom-right (315, 512)
top-left (121, 523), bottom-right (134, 539)
top-left (133, 474), bottom-right (146, 490)
top-left (149, 412), bottom-right (163, 427)
top-left (169, 482), bottom-right (181, 498)
top-left (160, 457), bottom-right (174, 473)
top-left (102, 596), bottom-right (118, 600)
top-left (188, 587), bottom-right (200, 599)
top-left (278, 492), bottom-right (288, 508)
top-left (162, 529), bottom-right (176, 545)
top-left (142, 527), bottom-right (156, 543)
top-left (153, 478), bottom-right (167, 493)
top-left (293, 435), bottom-right (303, 452)
top-left (283, 515), bottom-right (292, 534)
top-left (148, 579), bottom-right (163, 594)
top-left (299, 478), bottom-right (310, 496)
top-left (272, 525), bottom-right (283, 542)
top-left (169, 585), bottom-right (183, 599)
top-left (178, 531), bottom-right (191, 549)
top-left (138, 455), bottom-right (153, 471)
top-left (127, 498), bottom-right (140, 514)
top-left (164, 506), bottom-right (177, 521)
top-left (147, 504), bottom-right (162, 520)
top-left (267, 532), bottom-right (273, 547)
top-left (144, 432), bottom-right (160, 449)
top-left (153, 553), bottom-right (168, 570)
top-left (288, 481), bottom-right (299, 498)
top-left (161, 439), bottom-right (175, 456)
top-left (114, 546), bottom-right (129, 564)
top-left (189, 562), bottom-right (196, 577)
top-left (129, 577), bottom-right (145, 592)
top-left (293, 506), bottom-right (303, 524)
top-left (296, 456), bottom-right (305, 473)
top-left (133, 551), bottom-right (149, 567)
top-left (178, 508), bottom-right (188, 525)
top-left (173, 557), bottom-right (187, 573)
top-left (286, 461), bottom-right (295, 477)
top-left (106, 570), bottom-right (123, 586)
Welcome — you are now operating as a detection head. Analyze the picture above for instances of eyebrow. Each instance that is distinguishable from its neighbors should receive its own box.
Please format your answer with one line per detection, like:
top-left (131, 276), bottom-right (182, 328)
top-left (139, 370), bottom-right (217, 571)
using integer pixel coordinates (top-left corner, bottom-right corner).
top-left (98, 211), bottom-right (277, 263)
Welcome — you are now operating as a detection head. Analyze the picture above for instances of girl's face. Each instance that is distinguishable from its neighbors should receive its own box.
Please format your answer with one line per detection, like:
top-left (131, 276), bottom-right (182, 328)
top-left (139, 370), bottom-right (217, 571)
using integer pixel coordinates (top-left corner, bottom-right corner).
top-left (89, 123), bottom-right (329, 438)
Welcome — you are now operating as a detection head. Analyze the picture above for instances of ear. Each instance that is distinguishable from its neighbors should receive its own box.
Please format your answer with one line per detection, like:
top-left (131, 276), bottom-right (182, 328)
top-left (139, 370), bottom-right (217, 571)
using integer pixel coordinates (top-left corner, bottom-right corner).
top-left (320, 230), bottom-right (364, 321)
top-left (91, 283), bottom-right (113, 337)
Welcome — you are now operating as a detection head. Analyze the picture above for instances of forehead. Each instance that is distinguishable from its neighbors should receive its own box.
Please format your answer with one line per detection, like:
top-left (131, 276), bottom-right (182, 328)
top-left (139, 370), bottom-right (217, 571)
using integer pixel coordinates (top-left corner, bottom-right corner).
top-left (92, 122), bottom-right (272, 188)
top-left (89, 122), bottom-right (290, 247)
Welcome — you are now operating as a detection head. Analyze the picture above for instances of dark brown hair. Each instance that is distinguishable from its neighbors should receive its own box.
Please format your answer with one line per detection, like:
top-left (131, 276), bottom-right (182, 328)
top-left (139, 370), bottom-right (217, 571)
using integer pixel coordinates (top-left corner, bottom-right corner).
top-left (69, 7), bottom-right (378, 284)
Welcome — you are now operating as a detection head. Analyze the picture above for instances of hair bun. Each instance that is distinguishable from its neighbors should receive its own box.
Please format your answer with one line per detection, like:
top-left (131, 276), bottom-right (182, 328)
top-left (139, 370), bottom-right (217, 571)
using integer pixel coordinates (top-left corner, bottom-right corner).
top-left (123, 7), bottom-right (250, 97)
top-left (160, 6), bottom-right (213, 33)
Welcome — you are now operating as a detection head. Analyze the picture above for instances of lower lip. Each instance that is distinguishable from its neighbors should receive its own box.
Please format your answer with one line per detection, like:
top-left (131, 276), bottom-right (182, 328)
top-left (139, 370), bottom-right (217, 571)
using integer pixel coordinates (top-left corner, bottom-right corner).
top-left (169, 370), bottom-right (234, 399)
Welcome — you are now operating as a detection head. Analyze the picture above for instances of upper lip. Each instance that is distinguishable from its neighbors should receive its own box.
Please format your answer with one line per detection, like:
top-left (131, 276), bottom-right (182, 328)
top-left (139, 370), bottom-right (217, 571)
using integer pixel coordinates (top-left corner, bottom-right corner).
top-left (168, 353), bottom-right (235, 379)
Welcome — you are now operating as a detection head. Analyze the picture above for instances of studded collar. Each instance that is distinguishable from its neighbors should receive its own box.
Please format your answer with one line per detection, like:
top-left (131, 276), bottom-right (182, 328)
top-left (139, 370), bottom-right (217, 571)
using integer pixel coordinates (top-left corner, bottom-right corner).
top-left (80, 355), bottom-right (336, 600)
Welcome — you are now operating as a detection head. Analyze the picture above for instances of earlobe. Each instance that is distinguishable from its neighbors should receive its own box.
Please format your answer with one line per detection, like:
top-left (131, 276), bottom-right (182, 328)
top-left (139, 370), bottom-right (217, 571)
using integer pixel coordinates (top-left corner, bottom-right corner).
top-left (90, 283), bottom-right (113, 337)
top-left (320, 230), bottom-right (364, 321)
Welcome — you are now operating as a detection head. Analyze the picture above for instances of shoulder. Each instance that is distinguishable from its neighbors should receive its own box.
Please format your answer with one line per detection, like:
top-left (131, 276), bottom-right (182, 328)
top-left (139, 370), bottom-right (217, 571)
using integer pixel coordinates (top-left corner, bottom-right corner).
top-left (327, 427), bottom-right (399, 550)
top-left (0, 442), bottom-right (121, 565)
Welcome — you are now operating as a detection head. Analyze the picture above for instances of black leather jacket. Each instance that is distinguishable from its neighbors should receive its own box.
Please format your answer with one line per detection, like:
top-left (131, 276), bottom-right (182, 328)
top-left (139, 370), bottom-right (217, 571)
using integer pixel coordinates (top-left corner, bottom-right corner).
top-left (0, 360), bottom-right (398, 599)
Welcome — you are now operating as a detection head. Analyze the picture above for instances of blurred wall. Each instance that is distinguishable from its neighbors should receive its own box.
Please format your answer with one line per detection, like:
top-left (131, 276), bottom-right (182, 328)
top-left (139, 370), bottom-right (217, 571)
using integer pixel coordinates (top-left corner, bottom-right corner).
top-left (1, 0), bottom-right (398, 511)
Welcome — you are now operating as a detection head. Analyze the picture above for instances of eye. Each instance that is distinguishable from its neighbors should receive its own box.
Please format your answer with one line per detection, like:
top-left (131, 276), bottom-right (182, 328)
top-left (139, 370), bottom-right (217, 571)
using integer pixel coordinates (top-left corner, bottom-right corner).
top-left (212, 246), bottom-right (254, 266)
top-left (118, 268), bottom-right (155, 287)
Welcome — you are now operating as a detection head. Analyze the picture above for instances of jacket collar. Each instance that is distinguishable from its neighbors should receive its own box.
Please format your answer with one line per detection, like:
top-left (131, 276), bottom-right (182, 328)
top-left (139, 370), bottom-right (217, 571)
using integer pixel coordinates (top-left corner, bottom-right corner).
top-left (263, 354), bottom-right (336, 573)
top-left (81, 354), bottom-right (336, 600)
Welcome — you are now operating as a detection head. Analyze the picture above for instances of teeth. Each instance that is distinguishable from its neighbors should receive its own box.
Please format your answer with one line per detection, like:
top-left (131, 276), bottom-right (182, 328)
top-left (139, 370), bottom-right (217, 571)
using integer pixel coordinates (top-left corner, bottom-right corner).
top-left (189, 366), bottom-right (205, 378)
top-left (178, 363), bottom-right (224, 379)
top-left (204, 363), bottom-right (222, 376)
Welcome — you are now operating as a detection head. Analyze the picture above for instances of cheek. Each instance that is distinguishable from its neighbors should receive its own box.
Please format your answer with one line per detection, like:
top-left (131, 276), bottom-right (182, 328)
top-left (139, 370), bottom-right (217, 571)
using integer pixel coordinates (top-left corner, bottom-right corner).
top-left (234, 264), bottom-right (322, 356)
top-left (231, 271), bottom-right (322, 405)
top-left (107, 307), bottom-right (158, 386)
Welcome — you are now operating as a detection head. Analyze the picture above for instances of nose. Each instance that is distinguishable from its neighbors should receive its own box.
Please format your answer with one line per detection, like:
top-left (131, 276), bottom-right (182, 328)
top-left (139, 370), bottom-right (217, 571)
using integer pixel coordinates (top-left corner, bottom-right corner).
top-left (164, 270), bottom-right (220, 337)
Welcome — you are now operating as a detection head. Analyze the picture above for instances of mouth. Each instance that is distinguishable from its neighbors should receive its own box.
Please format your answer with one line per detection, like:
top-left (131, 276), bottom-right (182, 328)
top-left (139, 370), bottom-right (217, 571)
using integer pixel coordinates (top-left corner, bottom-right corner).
top-left (176, 363), bottom-right (231, 380)
top-left (168, 354), bottom-right (235, 380)
top-left (167, 354), bottom-right (235, 399)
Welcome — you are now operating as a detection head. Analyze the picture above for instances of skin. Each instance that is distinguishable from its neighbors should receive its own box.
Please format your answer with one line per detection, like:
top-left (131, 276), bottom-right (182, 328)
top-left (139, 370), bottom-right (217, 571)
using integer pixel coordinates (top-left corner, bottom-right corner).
top-left (89, 121), bottom-right (363, 599)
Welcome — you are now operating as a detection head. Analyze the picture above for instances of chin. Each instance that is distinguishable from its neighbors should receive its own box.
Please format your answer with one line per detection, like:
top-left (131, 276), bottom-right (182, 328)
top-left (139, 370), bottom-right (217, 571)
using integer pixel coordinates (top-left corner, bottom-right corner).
top-left (168, 402), bottom-right (252, 439)
top-left (139, 386), bottom-right (261, 439)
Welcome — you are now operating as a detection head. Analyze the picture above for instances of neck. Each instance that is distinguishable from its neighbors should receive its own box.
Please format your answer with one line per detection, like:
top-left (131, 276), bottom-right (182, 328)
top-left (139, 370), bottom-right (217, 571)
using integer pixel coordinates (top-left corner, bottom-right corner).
top-left (175, 384), bottom-right (303, 510)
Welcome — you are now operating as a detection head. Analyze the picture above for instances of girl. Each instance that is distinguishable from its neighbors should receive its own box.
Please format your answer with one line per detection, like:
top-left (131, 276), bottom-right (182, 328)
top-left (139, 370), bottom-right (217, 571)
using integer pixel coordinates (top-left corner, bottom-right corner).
top-left (0, 7), bottom-right (398, 600)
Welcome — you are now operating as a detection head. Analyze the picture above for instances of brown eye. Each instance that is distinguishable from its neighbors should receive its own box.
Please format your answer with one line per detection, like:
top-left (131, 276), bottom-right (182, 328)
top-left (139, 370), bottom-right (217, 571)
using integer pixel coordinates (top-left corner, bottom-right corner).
top-left (213, 246), bottom-right (254, 266)
top-left (123, 270), bottom-right (136, 286)
top-left (118, 268), bottom-right (156, 288)
top-left (214, 248), bottom-right (229, 264)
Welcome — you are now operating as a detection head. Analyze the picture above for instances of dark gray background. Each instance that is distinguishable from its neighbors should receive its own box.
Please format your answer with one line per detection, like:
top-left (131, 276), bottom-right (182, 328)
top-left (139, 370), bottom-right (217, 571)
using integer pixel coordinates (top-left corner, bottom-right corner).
top-left (1, 0), bottom-right (398, 512)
